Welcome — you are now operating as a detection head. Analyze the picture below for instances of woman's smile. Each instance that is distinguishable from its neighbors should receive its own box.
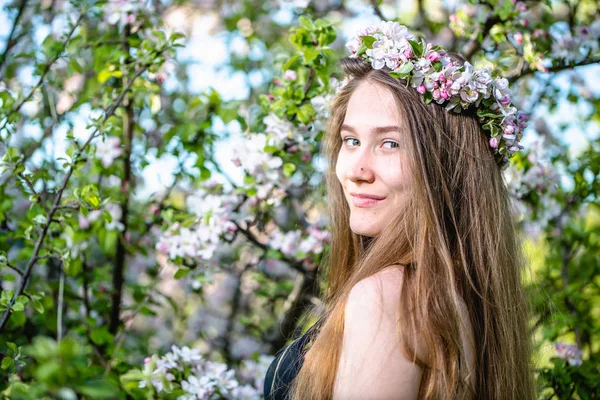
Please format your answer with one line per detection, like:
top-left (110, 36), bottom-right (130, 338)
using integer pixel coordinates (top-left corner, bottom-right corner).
top-left (350, 193), bottom-right (387, 208)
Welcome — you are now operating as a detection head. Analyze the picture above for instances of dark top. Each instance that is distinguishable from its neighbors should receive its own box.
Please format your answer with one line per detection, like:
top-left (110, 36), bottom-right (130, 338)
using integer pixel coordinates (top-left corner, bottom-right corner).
top-left (263, 323), bottom-right (320, 400)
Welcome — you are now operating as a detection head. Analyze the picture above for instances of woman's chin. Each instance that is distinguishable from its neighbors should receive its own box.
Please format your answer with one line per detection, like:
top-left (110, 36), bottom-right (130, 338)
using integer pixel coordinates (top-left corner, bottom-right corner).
top-left (349, 221), bottom-right (381, 238)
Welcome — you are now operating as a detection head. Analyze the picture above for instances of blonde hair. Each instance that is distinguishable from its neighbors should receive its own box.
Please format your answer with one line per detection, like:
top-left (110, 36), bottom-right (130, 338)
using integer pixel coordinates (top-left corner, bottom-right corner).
top-left (289, 57), bottom-right (535, 399)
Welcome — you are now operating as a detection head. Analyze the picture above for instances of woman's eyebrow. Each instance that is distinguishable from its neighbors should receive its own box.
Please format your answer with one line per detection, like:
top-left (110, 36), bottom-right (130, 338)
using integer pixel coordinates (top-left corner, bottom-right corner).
top-left (340, 124), bottom-right (403, 135)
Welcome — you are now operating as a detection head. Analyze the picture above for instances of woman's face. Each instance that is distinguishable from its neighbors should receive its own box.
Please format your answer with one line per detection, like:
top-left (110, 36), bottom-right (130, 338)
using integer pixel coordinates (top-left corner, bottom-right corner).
top-left (335, 80), bottom-right (413, 237)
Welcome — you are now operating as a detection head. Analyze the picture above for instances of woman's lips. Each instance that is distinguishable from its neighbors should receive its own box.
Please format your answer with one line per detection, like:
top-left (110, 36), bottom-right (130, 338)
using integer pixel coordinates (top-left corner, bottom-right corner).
top-left (350, 194), bottom-right (386, 208)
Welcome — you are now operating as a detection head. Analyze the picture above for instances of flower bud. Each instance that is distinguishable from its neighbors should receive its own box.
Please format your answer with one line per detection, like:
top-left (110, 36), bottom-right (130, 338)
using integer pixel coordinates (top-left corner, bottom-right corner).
top-left (283, 70), bottom-right (297, 81)
top-left (427, 51), bottom-right (440, 62)
top-left (514, 32), bottom-right (524, 45)
top-left (417, 84), bottom-right (427, 94)
top-left (489, 136), bottom-right (500, 149)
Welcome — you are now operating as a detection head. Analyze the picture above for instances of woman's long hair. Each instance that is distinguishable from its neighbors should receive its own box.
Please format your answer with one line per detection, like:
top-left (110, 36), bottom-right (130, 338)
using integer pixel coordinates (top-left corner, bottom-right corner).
top-left (289, 57), bottom-right (536, 399)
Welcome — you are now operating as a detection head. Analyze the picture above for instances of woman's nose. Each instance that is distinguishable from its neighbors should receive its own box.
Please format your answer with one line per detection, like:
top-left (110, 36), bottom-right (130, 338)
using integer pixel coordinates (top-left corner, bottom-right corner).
top-left (347, 153), bottom-right (375, 183)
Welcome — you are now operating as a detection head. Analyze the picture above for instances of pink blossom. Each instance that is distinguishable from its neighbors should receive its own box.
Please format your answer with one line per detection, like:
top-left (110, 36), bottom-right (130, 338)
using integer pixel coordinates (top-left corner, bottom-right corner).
top-left (515, 2), bottom-right (528, 12)
top-left (417, 84), bottom-right (427, 94)
top-left (283, 70), bottom-right (297, 81)
top-left (449, 14), bottom-right (458, 24)
top-left (554, 342), bottom-right (582, 366)
top-left (403, 48), bottom-right (413, 59)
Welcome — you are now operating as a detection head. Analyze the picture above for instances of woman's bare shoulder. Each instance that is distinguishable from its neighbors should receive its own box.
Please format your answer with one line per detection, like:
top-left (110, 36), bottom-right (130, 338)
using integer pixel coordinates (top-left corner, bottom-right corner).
top-left (334, 265), bottom-right (421, 399)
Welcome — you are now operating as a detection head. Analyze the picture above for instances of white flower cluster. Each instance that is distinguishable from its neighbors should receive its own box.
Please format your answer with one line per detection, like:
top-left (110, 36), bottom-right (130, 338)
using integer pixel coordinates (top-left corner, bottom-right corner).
top-left (263, 113), bottom-right (304, 148)
top-left (345, 21), bottom-right (528, 167)
top-left (155, 192), bottom-right (238, 261)
top-left (231, 133), bottom-right (289, 207)
top-left (552, 19), bottom-right (600, 62)
top-left (104, 0), bottom-right (143, 26)
top-left (269, 225), bottom-right (330, 260)
top-left (238, 355), bottom-right (275, 393)
top-left (137, 345), bottom-right (264, 399)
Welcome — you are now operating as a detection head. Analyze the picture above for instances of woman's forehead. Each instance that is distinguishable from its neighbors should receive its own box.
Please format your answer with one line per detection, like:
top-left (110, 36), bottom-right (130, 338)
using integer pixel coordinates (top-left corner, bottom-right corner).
top-left (343, 80), bottom-right (405, 131)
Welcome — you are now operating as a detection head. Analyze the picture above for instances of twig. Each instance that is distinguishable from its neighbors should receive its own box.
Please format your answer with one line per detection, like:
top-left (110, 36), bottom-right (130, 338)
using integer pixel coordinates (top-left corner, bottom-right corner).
top-left (0, 13), bottom-right (84, 133)
top-left (232, 222), bottom-right (306, 274)
top-left (17, 172), bottom-right (49, 213)
top-left (369, 0), bottom-right (386, 21)
top-left (0, 0), bottom-right (30, 75)
top-left (0, 66), bottom-right (148, 333)
top-left (5, 262), bottom-right (25, 276)
top-left (507, 58), bottom-right (600, 84)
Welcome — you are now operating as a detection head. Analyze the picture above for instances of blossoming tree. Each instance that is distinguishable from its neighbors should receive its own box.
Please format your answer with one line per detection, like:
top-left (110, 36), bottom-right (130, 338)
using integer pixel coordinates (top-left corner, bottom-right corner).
top-left (0, 0), bottom-right (598, 398)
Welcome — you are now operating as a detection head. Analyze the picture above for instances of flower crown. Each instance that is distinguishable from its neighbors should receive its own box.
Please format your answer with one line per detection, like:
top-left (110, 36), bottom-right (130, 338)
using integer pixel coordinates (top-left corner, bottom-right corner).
top-left (345, 22), bottom-right (528, 168)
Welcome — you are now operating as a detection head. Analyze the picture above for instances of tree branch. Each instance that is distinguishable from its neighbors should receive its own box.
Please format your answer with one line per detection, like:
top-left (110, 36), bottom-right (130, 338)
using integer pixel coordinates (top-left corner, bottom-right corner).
top-left (0, 0), bottom-right (30, 75)
top-left (369, 0), bottom-right (387, 21)
top-left (109, 24), bottom-right (135, 335)
top-left (0, 13), bottom-right (84, 133)
top-left (507, 58), bottom-right (600, 84)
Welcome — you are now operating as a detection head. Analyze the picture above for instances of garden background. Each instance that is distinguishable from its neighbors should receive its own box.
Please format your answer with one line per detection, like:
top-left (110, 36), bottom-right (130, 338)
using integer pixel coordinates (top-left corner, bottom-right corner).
top-left (0, 0), bottom-right (598, 398)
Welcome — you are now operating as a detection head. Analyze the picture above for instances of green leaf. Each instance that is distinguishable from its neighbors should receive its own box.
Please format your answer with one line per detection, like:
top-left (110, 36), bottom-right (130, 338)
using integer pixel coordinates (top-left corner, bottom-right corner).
top-left (97, 68), bottom-right (122, 84)
top-left (78, 380), bottom-right (118, 399)
top-left (297, 104), bottom-right (315, 125)
top-left (69, 58), bottom-right (83, 74)
top-left (360, 35), bottom-right (376, 49)
top-left (174, 268), bottom-right (191, 279)
top-left (90, 327), bottom-right (112, 345)
top-left (396, 61), bottom-right (414, 75)
top-left (303, 48), bottom-right (319, 63)
top-left (408, 40), bottom-right (423, 57)
top-left (299, 16), bottom-right (314, 30)
top-left (32, 297), bottom-right (45, 314)
top-left (283, 163), bottom-right (297, 177)
top-left (283, 55), bottom-right (301, 71)
top-left (1, 357), bottom-right (14, 371)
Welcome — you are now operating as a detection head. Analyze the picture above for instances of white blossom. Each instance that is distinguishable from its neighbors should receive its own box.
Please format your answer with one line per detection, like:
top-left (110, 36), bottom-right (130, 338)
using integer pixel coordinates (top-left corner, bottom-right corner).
top-left (95, 136), bottom-right (122, 168)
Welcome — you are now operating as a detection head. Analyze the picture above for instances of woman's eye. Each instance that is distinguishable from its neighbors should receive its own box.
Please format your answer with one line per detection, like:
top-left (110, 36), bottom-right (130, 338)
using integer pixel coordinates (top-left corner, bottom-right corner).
top-left (383, 141), bottom-right (399, 149)
top-left (343, 137), bottom-right (360, 147)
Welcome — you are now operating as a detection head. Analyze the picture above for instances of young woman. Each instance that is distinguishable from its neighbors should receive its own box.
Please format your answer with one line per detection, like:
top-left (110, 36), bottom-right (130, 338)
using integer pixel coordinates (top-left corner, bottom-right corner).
top-left (264, 22), bottom-right (535, 399)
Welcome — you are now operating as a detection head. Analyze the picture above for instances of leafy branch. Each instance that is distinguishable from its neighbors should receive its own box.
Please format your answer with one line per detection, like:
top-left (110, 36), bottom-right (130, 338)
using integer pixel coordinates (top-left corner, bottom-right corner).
top-left (0, 67), bottom-right (147, 333)
top-left (0, 13), bottom-right (85, 133)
